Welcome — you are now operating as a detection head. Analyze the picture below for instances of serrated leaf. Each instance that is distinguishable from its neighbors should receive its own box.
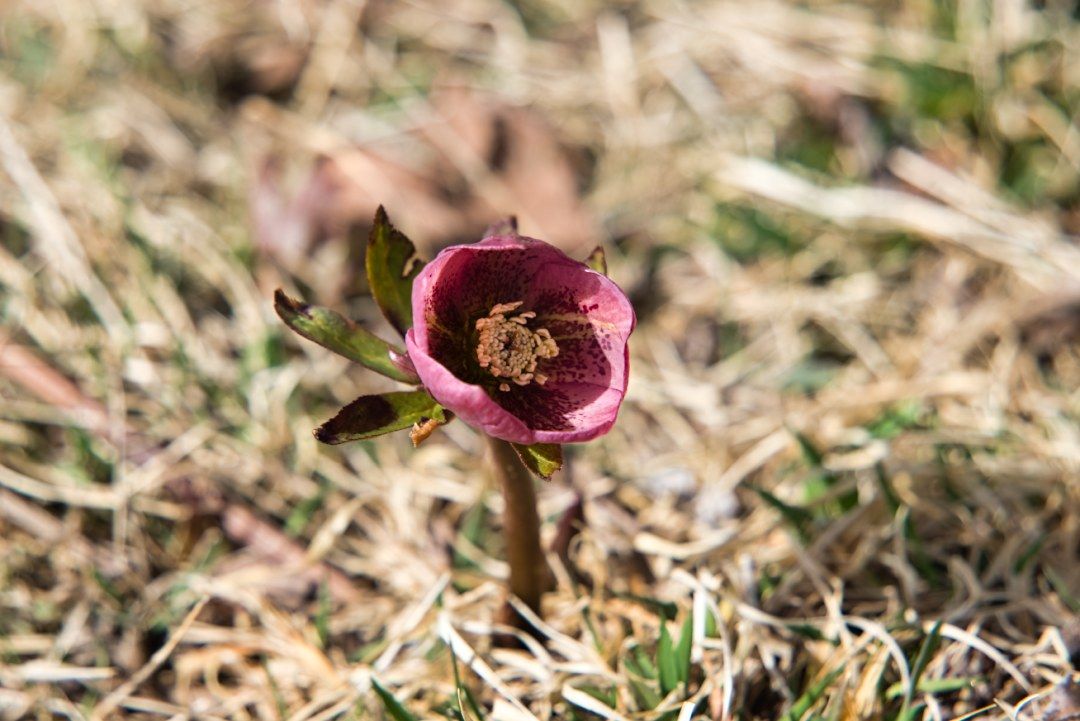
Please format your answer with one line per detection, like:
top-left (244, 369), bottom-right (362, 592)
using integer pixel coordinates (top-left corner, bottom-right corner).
top-left (366, 206), bottom-right (424, 337)
top-left (586, 245), bottom-right (607, 275)
top-left (371, 677), bottom-right (419, 721)
top-left (510, 443), bottom-right (563, 479)
top-left (657, 622), bottom-right (679, 696)
top-left (274, 290), bottom-right (419, 384)
top-left (315, 391), bottom-right (445, 445)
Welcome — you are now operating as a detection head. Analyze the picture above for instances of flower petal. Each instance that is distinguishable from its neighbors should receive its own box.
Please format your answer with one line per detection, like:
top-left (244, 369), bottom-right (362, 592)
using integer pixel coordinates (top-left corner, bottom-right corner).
top-left (408, 233), bottom-right (635, 444)
top-left (406, 328), bottom-right (534, 442)
top-left (415, 234), bottom-right (580, 337)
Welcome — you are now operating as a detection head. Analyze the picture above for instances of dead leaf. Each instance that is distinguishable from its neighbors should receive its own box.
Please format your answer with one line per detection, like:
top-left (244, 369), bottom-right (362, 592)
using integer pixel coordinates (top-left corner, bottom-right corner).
top-left (248, 82), bottom-right (601, 299)
top-left (431, 84), bottom-right (601, 256)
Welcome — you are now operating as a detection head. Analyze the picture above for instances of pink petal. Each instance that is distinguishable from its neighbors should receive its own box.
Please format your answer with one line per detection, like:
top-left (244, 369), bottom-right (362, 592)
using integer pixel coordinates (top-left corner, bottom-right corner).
top-left (406, 328), bottom-right (534, 442)
top-left (408, 233), bottom-right (635, 444)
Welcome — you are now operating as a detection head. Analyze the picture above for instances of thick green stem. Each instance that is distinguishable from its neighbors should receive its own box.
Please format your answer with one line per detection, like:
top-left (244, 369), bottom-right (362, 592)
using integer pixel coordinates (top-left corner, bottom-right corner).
top-left (487, 436), bottom-right (550, 619)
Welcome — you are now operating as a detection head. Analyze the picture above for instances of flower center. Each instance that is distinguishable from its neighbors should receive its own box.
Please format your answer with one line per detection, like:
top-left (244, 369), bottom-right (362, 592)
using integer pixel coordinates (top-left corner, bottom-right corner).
top-left (475, 301), bottom-right (559, 392)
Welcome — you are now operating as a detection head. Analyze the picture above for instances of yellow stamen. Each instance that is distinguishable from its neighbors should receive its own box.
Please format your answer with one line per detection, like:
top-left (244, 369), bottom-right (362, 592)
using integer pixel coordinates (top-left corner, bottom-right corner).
top-left (475, 301), bottom-right (559, 391)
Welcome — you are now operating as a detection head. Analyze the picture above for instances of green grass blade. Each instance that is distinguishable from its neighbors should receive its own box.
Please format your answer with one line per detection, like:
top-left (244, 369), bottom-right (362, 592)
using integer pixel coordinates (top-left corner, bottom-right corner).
top-left (749, 485), bottom-right (813, 543)
top-left (780, 666), bottom-right (843, 721)
top-left (674, 612), bottom-right (693, 686)
top-left (885, 676), bottom-right (978, 700)
top-left (898, 620), bottom-right (943, 719)
top-left (371, 677), bottom-right (419, 721)
top-left (657, 621), bottom-right (679, 696)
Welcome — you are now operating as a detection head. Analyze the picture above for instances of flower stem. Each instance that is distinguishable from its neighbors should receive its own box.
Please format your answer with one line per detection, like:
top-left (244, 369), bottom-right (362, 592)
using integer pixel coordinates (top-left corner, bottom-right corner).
top-left (486, 435), bottom-right (550, 622)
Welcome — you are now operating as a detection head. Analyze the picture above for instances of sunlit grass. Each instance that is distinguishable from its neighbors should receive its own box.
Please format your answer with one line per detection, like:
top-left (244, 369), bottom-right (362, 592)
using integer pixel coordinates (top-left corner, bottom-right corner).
top-left (0, 0), bottom-right (1077, 719)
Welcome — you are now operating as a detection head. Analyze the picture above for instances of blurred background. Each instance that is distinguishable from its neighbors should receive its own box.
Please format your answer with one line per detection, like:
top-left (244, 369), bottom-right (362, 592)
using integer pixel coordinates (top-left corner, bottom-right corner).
top-left (0, 1), bottom-right (1078, 719)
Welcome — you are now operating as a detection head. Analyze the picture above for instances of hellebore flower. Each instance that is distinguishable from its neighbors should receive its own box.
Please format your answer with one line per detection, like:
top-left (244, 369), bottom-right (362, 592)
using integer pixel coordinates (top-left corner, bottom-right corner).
top-left (405, 233), bottom-right (635, 445)
top-left (275, 207), bottom-right (633, 625)
top-left (275, 206), bottom-right (634, 465)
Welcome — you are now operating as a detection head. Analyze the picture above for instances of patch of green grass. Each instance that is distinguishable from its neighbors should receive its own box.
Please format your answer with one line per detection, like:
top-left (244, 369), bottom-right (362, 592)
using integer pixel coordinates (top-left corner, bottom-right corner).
top-left (65, 427), bottom-right (115, 486)
top-left (622, 612), bottom-right (697, 713)
top-left (711, 203), bottom-right (802, 261)
top-left (781, 665), bottom-right (844, 721)
top-left (866, 402), bottom-right (930, 439)
top-left (781, 359), bottom-right (840, 394)
top-left (874, 57), bottom-right (980, 127)
top-left (1000, 139), bottom-right (1074, 205)
top-left (284, 480), bottom-right (329, 537)
top-left (452, 501), bottom-right (489, 573)
top-left (241, 329), bottom-right (288, 375)
top-left (777, 119), bottom-right (840, 176)
top-left (748, 485), bottom-right (815, 543)
top-left (794, 432), bottom-right (859, 519)
top-left (1, 18), bottom-right (55, 87)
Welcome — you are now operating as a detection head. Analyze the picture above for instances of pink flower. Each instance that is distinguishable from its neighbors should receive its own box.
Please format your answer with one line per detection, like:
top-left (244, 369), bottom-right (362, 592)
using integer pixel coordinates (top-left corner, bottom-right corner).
top-left (405, 233), bottom-right (635, 444)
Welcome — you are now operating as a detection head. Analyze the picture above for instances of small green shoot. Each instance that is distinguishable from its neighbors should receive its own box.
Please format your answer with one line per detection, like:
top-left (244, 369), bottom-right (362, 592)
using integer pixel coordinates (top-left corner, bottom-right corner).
top-left (780, 666), bottom-right (844, 721)
top-left (657, 621), bottom-right (679, 696)
top-left (898, 620), bottom-right (942, 720)
top-left (372, 677), bottom-right (419, 721)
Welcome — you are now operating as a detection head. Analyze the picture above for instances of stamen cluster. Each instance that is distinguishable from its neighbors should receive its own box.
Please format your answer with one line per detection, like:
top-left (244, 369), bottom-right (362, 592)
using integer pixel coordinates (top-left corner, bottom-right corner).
top-left (475, 301), bottom-right (559, 391)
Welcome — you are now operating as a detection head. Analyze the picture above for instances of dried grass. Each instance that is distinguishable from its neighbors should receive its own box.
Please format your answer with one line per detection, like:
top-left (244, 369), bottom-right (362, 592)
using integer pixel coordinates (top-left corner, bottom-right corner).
top-left (0, 0), bottom-right (1078, 719)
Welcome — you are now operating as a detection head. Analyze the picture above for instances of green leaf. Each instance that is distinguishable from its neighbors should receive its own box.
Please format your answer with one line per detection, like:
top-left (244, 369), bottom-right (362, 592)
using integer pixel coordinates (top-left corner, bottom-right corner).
top-left (315, 391), bottom-right (446, 445)
top-left (657, 622), bottom-right (679, 696)
top-left (510, 443), bottom-right (563, 479)
top-left (674, 612), bottom-right (693, 686)
top-left (366, 206), bottom-right (424, 337)
top-left (586, 245), bottom-right (607, 275)
top-left (274, 290), bottom-right (419, 384)
top-left (371, 677), bottom-right (419, 721)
